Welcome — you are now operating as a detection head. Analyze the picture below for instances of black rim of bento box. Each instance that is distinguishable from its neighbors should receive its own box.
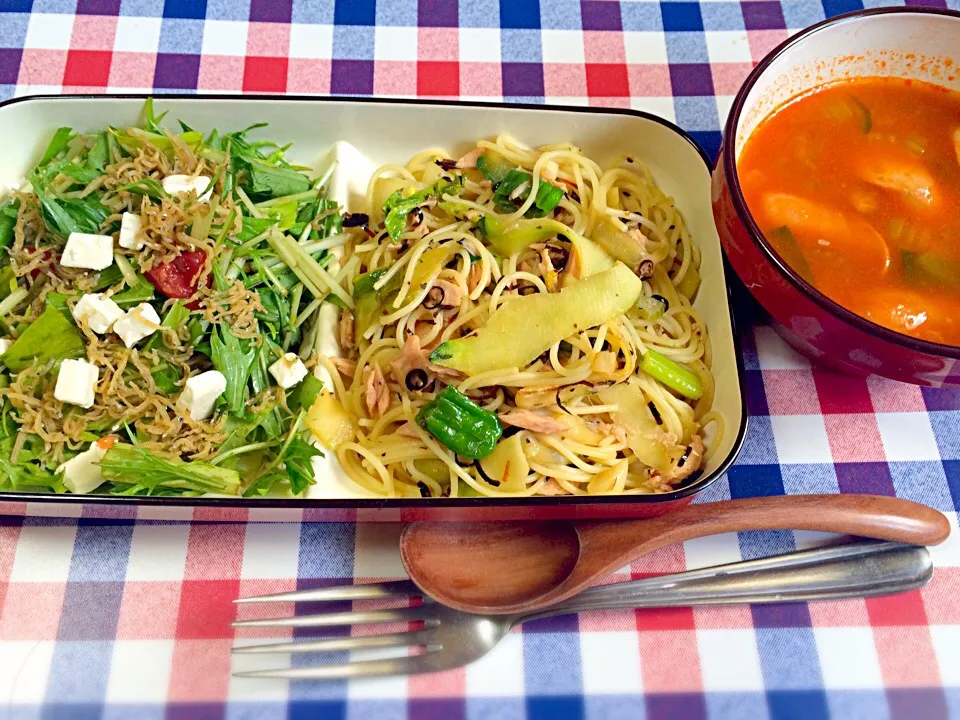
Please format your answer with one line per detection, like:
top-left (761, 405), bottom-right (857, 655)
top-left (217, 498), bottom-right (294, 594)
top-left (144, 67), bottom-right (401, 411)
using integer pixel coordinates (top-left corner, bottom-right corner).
top-left (0, 93), bottom-right (749, 509)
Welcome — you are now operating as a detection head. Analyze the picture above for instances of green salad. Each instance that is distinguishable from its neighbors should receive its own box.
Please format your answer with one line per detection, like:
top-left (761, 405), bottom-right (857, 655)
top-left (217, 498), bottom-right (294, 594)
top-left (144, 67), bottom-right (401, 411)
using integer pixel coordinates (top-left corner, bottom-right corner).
top-left (0, 99), bottom-right (344, 497)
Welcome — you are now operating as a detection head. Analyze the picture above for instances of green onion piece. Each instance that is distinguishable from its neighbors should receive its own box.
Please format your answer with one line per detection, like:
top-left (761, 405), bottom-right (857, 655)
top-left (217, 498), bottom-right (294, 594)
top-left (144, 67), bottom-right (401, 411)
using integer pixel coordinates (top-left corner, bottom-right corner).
top-left (640, 349), bottom-right (702, 400)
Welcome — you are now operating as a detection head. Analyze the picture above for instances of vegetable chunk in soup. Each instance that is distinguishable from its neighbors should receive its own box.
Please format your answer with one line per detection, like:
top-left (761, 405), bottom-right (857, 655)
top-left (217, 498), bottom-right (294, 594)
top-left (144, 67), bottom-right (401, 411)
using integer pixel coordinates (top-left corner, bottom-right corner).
top-left (739, 77), bottom-right (960, 346)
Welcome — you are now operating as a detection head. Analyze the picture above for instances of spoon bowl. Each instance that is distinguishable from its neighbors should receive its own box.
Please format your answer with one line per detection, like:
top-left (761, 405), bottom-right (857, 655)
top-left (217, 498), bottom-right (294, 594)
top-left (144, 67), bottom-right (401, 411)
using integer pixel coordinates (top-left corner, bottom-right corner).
top-left (400, 494), bottom-right (951, 614)
top-left (401, 521), bottom-right (581, 608)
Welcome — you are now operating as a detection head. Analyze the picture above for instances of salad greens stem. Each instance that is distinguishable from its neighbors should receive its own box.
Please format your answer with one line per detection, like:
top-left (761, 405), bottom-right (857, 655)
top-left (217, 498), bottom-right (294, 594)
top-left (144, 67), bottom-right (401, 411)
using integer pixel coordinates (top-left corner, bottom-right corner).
top-left (266, 232), bottom-right (325, 299)
top-left (261, 408), bottom-right (306, 475)
top-left (190, 199), bottom-right (218, 241)
top-left (114, 253), bottom-right (138, 286)
top-left (334, 254), bottom-right (359, 284)
top-left (235, 186), bottom-right (262, 218)
top-left (227, 258), bottom-right (244, 282)
top-left (209, 439), bottom-right (278, 465)
top-left (0, 287), bottom-right (28, 318)
top-left (294, 297), bottom-right (322, 329)
top-left (237, 229), bottom-right (274, 254)
top-left (217, 247), bottom-right (234, 277)
top-left (214, 208), bottom-right (237, 247)
top-left (261, 240), bottom-right (332, 272)
top-left (297, 218), bottom-right (314, 244)
top-left (256, 189), bottom-right (319, 208)
top-left (312, 163), bottom-right (336, 191)
top-left (267, 229), bottom-right (353, 308)
top-left (198, 166), bottom-right (225, 202)
top-left (252, 256), bottom-right (288, 296)
top-left (306, 234), bottom-right (349, 252)
top-left (288, 283), bottom-right (304, 326)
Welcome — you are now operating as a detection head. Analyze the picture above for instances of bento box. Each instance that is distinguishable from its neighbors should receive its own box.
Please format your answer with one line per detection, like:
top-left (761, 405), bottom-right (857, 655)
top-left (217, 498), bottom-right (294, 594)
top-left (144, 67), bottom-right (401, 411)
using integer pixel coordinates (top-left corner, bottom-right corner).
top-left (0, 95), bottom-right (746, 522)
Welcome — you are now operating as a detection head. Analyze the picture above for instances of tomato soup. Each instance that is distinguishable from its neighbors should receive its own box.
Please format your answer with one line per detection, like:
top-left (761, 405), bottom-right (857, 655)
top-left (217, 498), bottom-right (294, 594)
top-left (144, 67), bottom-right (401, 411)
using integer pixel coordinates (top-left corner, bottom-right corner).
top-left (738, 77), bottom-right (960, 346)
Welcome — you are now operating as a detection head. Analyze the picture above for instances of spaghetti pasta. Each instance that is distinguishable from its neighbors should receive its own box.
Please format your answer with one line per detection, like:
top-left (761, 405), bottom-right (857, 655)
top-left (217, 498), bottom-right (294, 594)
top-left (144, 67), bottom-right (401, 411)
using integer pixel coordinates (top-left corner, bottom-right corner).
top-left (326, 134), bottom-right (723, 499)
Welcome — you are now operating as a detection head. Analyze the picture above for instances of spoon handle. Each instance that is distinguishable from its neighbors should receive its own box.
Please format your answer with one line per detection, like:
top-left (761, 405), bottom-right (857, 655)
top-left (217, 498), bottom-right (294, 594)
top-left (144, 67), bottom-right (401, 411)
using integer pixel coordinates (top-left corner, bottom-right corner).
top-left (531, 541), bottom-right (931, 619)
top-left (551, 494), bottom-right (949, 606)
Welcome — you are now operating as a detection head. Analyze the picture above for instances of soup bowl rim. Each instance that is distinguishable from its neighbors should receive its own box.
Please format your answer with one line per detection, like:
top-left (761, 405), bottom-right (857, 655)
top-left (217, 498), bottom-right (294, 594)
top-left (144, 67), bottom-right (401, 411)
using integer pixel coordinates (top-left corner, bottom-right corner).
top-left (722, 5), bottom-right (960, 361)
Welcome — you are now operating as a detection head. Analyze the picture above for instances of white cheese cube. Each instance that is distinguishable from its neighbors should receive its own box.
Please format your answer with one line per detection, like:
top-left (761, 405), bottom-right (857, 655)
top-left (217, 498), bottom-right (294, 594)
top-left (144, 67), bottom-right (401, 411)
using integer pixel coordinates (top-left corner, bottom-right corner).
top-left (54, 358), bottom-right (99, 409)
top-left (57, 437), bottom-right (117, 494)
top-left (0, 338), bottom-right (11, 354)
top-left (113, 303), bottom-right (162, 348)
top-left (61, 233), bottom-right (115, 271)
top-left (162, 174), bottom-right (212, 202)
top-left (71, 293), bottom-right (124, 334)
top-left (177, 370), bottom-right (227, 421)
top-left (269, 352), bottom-right (309, 389)
top-left (118, 212), bottom-right (143, 250)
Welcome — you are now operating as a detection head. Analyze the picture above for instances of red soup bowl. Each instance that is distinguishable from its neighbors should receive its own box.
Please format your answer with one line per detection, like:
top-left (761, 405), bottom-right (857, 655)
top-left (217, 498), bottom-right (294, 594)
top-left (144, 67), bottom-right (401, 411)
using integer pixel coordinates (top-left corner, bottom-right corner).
top-left (713, 7), bottom-right (960, 387)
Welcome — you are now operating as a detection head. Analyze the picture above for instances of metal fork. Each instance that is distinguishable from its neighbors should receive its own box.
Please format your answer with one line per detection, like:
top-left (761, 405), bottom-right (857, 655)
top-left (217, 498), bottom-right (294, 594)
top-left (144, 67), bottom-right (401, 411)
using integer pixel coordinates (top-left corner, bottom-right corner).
top-left (232, 541), bottom-right (932, 679)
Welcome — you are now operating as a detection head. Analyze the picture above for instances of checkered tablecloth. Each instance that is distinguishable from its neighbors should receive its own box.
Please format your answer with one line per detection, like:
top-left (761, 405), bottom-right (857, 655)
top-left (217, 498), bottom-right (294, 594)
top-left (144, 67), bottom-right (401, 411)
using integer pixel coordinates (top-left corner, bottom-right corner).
top-left (2, 1), bottom-right (960, 718)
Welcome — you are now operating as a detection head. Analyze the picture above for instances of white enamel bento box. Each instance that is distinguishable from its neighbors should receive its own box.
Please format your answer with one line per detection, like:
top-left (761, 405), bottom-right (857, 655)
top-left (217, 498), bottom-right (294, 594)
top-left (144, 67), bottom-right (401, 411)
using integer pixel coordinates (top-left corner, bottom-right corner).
top-left (0, 95), bottom-right (746, 522)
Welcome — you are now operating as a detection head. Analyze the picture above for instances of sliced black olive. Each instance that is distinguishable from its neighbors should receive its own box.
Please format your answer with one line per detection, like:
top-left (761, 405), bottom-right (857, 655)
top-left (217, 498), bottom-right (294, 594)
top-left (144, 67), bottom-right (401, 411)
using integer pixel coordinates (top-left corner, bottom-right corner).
top-left (405, 369), bottom-right (430, 392)
top-left (408, 207), bottom-right (424, 227)
top-left (677, 444), bottom-right (693, 468)
top-left (473, 460), bottom-right (501, 486)
top-left (648, 401), bottom-right (663, 425)
top-left (517, 282), bottom-right (537, 296)
top-left (422, 286), bottom-right (444, 310)
top-left (545, 242), bottom-right (569, 270)
top-left (435, 159), bottom-right (458, 171)
top-left (342, 213), bottom-right (370, 228)
top-left (466, 387), bottom-right (498, 405)
top-left (650, 294), bottom-right (669, 312)
top-left (417, 481), bottom-right (431, 498)
top-left (637, 259), bottom-right (655, 278)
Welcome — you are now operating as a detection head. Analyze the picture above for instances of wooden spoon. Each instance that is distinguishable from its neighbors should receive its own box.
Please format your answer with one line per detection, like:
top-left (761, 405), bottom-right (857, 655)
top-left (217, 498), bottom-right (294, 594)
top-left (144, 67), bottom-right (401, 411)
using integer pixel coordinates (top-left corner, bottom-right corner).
top-left (400, 494), bottom-right (950, 615)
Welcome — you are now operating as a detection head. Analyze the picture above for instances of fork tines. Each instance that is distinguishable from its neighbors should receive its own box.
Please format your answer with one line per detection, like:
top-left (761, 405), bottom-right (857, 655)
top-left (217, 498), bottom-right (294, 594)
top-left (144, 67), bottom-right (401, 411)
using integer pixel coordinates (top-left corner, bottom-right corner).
top-left (233, 579), bottom-right (421, 605)
top-left (231, 579), bottom-right (438, 679)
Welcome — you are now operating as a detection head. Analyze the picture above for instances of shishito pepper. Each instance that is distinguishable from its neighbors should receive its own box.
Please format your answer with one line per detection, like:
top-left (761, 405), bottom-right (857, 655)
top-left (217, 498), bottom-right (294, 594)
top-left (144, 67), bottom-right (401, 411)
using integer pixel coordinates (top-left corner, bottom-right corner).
top-left (416, 386), bottom-right (502, 459)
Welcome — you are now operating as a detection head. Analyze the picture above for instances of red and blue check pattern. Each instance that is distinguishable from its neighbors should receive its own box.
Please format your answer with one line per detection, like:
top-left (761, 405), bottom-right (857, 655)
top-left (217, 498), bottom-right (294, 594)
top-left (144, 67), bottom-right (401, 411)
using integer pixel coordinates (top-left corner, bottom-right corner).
top-left (2, 0), bottom-right (960, 718)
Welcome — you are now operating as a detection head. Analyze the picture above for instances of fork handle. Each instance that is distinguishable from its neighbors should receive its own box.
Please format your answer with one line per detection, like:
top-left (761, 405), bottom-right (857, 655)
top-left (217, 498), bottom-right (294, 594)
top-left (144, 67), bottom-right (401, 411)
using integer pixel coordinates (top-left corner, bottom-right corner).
top-left (529, 541), bottom-right (931, 619)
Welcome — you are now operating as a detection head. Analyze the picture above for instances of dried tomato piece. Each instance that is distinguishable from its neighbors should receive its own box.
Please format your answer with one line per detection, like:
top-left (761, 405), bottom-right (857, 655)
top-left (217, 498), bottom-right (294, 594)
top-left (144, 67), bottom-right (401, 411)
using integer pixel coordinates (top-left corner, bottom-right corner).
top-left (24, 247), bottom-right (53, 280)
top-left (144, 250), bottom-right (209, 309)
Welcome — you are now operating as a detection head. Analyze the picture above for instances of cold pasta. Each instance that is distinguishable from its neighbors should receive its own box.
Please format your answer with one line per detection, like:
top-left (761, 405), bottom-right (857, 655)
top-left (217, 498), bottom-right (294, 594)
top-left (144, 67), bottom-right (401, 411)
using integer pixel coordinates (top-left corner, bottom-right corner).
top-left (316, 134), bottom-right (723, 499)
